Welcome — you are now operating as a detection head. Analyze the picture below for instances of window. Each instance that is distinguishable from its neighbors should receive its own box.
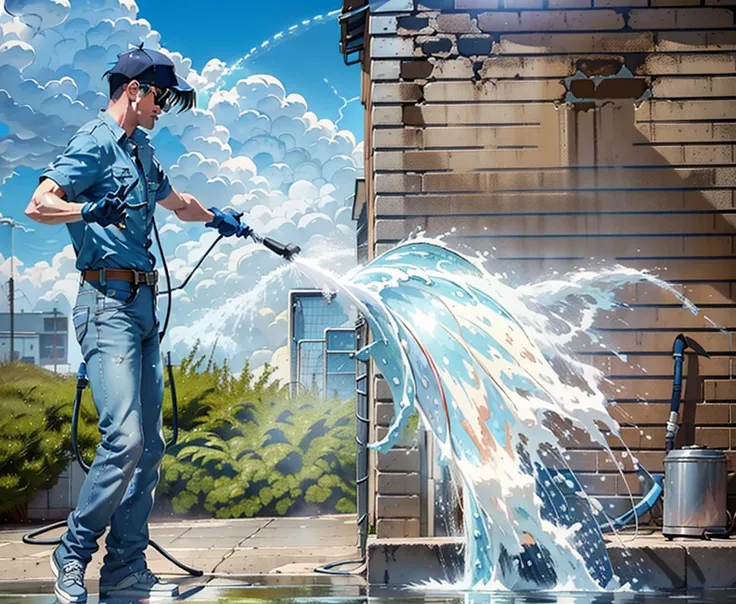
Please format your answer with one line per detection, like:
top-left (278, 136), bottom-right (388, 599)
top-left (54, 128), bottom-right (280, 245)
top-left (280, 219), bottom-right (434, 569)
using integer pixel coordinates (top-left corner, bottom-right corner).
top-left (43, 318), bottom-right (67, 332)
top-left (39, 335), bottom-right (66, 362)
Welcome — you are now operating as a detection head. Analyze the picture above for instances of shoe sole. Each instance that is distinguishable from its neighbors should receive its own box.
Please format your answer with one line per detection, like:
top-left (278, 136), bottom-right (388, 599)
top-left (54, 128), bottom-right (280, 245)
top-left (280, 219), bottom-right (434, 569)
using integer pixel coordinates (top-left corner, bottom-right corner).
top-left (50, 553), bottom-right (87, 604)
top-left (99, 588), bottom-right (178, 600)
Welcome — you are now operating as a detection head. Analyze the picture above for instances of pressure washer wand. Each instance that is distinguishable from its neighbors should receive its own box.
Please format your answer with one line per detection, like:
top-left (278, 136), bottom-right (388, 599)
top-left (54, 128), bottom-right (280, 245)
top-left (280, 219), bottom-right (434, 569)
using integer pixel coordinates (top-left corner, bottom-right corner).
top-left (223, 209), bottom-right (301, 262)
top-left (249, 231), bottom-right (302, 262)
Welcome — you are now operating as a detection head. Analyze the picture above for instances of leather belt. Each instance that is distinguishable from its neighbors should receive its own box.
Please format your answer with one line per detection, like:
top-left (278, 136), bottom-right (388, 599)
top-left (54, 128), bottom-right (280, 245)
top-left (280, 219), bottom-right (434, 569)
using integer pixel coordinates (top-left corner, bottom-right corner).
top-left (82, 268), bottom-right (159, 286)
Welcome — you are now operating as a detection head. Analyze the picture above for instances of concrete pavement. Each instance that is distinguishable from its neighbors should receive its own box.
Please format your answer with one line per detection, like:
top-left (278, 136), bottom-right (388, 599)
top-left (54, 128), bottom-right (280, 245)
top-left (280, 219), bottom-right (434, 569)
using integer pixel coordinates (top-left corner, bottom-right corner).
top-left (5, 514), bottom-right (736, 594)
top-left (0, 514), bottom-right (365, 594)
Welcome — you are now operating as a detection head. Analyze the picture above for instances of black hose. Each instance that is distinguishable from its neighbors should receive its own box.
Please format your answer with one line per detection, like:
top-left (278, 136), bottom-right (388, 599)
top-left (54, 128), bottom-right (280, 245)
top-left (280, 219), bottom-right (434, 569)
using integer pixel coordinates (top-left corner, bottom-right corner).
top-left (702, 510), bottom-right (736, 540)
top-left (71, 363), bottom-right (91, 472)
top-left (152, 219), bottom-right (175, 344)
top-left (166, 352), bottom-right (179, 448)
top-left (314, 558), bottom-right (366, 575)
top-left (665, 334), bottom-right (687, 454)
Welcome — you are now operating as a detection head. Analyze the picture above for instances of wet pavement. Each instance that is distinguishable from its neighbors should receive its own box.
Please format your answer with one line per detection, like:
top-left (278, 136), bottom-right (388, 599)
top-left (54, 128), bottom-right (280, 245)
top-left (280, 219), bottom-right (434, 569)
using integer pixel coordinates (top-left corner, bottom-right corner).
top-left (1, 578), bottom-right (736, 604)
top-left (2, 515), bottom-right (736, 602)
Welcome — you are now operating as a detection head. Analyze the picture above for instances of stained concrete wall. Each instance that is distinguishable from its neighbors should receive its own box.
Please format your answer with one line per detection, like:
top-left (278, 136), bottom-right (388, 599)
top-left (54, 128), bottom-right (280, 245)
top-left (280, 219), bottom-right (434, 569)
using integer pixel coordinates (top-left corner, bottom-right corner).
top-left (348, 0), bottom-right (736, 538)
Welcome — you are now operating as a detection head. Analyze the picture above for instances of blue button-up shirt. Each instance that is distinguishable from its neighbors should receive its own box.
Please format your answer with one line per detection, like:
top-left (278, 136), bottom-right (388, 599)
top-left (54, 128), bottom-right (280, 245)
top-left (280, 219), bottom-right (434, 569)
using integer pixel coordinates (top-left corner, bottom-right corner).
top-left (41, 110), bottom-right (172, 271)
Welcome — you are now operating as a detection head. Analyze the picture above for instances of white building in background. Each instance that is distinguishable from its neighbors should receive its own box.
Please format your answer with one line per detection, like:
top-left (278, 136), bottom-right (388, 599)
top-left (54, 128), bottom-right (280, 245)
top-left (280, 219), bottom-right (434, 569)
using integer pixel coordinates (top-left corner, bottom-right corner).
top-left (0, 310), bottom-right (68, 366)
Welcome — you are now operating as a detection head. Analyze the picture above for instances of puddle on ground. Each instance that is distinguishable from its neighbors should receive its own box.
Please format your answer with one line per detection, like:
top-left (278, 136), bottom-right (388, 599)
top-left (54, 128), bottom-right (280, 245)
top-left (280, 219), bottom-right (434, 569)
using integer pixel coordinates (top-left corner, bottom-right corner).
top-left (2, 580), bottom-right (736, 604)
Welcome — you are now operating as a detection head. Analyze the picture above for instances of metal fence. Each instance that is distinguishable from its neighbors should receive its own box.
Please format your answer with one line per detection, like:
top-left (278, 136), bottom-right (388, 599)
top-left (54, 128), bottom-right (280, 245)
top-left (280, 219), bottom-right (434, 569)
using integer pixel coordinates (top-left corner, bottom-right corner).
top-left (289, 289), bottom-right (355, 399)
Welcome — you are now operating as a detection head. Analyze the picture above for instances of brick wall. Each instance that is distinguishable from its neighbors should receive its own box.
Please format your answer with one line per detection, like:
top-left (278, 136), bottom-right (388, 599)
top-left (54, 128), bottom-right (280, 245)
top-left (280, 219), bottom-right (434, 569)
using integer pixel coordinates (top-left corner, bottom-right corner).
top-left (352, 0), bottom-right (736, 537)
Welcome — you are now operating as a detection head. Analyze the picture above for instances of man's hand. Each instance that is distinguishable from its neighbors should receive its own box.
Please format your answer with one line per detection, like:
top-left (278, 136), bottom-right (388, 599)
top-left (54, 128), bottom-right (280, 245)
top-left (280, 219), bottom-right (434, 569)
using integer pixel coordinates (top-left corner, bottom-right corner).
top-left (81, 182), bottom-right (134, 228)
top-left (81, 193), bottom-right (127, 227)
top-left (206, 207), bottom-right (253, 239)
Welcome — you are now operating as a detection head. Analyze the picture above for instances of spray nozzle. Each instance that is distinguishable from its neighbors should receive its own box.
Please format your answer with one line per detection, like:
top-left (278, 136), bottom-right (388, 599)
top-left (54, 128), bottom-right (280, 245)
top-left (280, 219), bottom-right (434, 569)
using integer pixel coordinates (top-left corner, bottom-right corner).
top-left (262, 237), bottom-right (301, 262)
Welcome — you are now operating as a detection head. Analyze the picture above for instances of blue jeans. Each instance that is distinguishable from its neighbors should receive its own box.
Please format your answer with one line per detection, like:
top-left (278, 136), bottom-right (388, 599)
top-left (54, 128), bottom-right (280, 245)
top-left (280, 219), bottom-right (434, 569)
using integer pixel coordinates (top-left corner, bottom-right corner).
top-left (60, 278), bottom-right (165, 584)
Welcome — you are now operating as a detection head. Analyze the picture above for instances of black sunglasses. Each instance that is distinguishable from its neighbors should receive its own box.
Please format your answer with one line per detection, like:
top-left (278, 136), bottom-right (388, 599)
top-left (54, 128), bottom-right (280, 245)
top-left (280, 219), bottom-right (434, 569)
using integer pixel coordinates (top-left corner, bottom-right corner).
top-left (138, 82), bottom-right (173, 112)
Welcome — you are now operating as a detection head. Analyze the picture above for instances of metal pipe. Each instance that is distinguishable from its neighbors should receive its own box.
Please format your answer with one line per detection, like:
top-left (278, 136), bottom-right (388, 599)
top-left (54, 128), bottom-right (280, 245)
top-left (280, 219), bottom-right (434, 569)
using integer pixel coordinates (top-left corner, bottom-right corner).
top-left (9, 223), bottom-right (13, 363)
top-left (0, 219), bottom-right (15, 362)
top-left (315, 318), bottom-right (369, 575)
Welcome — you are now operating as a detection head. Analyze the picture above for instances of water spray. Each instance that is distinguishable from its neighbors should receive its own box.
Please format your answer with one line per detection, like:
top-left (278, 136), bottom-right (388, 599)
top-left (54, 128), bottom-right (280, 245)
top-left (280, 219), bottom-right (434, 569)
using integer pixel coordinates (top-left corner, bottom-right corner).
top-left (202, 9), bottom-right (341, 94)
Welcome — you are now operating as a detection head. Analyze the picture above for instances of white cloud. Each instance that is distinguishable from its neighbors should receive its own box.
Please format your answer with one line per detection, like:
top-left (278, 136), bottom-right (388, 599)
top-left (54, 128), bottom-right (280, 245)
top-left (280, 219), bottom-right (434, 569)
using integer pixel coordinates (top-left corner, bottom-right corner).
top-left (3, 0), bottom-right (72, 31)
top-left (0, 0), bottom-right (362, 370)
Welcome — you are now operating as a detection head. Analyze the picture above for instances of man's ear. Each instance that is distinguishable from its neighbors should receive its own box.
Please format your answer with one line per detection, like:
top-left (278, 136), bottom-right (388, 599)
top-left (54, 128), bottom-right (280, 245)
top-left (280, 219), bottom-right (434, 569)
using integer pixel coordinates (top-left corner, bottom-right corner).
top-left (126, 79), bottom-right (140, 100)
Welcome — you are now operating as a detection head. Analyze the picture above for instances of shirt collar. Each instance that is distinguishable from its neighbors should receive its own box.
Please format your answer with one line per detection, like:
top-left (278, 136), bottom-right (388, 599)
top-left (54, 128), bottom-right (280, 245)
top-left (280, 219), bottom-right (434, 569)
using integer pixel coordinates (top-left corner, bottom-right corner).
top-left (98, 109), bottom-right (149, 145)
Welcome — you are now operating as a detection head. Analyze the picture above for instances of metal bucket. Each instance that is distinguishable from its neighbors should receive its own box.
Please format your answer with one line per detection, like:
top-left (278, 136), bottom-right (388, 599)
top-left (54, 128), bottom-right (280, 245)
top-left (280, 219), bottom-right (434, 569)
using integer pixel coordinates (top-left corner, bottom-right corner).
top-left (663, 446), bottom-right (727, 538)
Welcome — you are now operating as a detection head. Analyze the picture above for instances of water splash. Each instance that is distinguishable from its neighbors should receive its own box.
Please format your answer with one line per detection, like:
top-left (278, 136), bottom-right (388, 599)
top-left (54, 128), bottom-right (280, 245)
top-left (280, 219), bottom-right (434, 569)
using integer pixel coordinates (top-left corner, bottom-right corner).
top-left (294, 237), bottom-right (702, 591)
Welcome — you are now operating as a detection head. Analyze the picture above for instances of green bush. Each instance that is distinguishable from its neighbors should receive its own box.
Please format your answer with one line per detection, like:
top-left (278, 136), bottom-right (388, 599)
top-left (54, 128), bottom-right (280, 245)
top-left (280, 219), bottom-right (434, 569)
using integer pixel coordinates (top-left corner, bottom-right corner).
top-left (0, 362), bottom-right (98, 518)
top-left (0, 342), bottom-right (358, 520)
top-left (158, 342), bottom-right (357, 518)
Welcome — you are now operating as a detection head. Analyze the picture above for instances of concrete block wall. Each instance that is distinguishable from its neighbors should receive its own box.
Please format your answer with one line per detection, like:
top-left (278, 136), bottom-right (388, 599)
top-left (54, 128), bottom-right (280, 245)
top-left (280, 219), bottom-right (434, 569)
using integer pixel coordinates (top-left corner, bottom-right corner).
top-left (351, 0), bottom-right (736, 536)
top-left (27, 460), bottom-right (85, 520)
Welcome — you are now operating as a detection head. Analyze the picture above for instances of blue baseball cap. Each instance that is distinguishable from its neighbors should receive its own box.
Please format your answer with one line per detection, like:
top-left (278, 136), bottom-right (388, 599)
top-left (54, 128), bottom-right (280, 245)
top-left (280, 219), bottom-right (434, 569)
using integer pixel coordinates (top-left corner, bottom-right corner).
top-left (104, 44), bottom-right (196, 112)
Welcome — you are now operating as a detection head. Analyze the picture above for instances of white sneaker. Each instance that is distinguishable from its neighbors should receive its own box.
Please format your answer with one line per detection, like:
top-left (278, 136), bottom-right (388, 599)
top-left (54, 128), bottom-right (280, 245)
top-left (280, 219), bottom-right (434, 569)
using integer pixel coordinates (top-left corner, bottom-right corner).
top-left (50, 548), bottom-right (88, 604)
top-left (99, 568), bottom-right (178, 599)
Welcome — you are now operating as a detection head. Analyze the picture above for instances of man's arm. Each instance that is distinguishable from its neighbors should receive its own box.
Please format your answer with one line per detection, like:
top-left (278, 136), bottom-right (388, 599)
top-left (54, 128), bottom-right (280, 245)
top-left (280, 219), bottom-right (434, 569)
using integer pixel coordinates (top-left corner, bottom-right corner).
top-left (157, 188), bottom-right (214, 222)
top-left (25, 178), bottom-right (84, 225)
top-left (26, 132), bottom-right (101, 225)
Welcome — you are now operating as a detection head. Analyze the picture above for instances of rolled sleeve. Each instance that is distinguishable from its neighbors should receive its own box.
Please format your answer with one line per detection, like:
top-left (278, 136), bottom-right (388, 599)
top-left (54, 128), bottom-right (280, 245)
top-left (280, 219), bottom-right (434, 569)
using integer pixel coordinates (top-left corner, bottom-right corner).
top-left (153, 157), bottom-right (172, 202)
top-left (40, 133), bottom-right (102, 201)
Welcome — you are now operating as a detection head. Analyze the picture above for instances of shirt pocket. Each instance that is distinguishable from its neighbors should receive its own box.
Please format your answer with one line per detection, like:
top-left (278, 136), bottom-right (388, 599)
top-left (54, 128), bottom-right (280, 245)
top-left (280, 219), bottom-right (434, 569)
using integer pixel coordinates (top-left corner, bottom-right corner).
top-left (111, 166), bottom-right (138, 200)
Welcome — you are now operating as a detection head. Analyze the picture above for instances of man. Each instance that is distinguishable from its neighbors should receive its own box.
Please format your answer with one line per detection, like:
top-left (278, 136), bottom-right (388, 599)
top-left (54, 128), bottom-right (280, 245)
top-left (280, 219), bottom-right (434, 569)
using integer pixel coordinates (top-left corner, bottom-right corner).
top-left (25, 46), bottom-right (250, 603)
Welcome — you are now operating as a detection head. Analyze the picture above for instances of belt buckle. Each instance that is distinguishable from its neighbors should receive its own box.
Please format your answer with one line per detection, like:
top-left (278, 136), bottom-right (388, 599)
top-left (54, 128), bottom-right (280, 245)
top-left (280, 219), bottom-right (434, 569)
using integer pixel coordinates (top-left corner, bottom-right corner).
top-left (132, 270), bottom-right (157, 286)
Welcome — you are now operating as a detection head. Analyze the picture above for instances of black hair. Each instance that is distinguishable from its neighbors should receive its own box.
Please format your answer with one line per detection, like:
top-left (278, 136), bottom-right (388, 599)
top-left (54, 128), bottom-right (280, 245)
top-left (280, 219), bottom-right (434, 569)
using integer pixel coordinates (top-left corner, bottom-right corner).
top-left (157, 86), bottom-right (197, 114)
top-left (108, 73), bottom-right (130, 101)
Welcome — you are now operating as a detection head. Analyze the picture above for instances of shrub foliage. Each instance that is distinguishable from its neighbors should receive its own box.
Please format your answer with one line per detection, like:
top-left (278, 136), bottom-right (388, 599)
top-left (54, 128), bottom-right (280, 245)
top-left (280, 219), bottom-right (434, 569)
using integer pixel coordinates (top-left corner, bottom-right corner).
top-left (0, 363), bottom-right (98, 518)
top-left (0, 342), bottom-right (357, 519)
top-left (158, 342), bottom-right (357, 518)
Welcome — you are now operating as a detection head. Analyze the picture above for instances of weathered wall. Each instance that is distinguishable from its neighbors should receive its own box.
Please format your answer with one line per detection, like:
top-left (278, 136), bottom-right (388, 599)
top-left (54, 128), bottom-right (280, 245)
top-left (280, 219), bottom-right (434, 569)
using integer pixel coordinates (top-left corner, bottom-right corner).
top-left (357, 0), bottom-right (736, 538)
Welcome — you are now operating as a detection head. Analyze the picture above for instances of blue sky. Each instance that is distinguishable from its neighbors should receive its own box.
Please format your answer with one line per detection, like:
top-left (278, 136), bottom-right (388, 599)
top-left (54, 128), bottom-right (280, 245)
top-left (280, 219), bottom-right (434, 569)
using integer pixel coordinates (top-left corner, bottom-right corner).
top-left (0, 0), bottom-right (363, 266)
top-left (136, 0), bottom-right (362, 134)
